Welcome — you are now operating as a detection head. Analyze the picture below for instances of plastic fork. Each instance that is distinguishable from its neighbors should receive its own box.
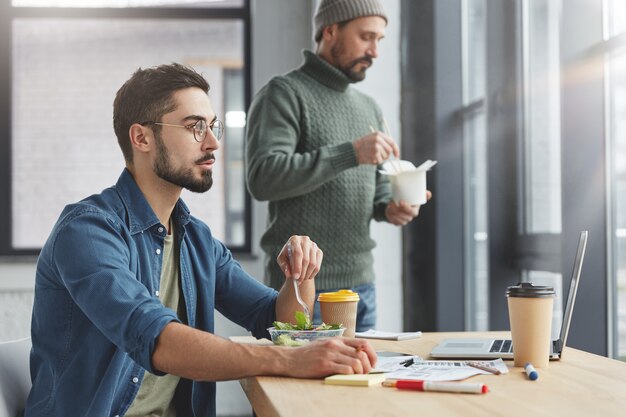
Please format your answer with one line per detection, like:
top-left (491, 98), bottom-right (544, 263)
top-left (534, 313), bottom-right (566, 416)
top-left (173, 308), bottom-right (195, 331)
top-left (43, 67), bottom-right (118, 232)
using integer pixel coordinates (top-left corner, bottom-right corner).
top-left (287, 243), bottom-right (311, 320)
top-left (293, 278), bottom-right (311, 320)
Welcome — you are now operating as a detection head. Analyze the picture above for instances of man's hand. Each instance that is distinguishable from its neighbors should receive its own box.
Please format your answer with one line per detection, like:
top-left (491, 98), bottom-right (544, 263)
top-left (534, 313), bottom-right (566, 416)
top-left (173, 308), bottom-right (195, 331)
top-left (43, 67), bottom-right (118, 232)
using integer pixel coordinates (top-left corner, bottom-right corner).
top-left (353, 131), bottom-right (399, 165)
top-left (283, 338), bottom-right (377, 378)
top-left (385, 191), bottom-right (433, 225)
top-left (277, 235), bottom-right (323, 284)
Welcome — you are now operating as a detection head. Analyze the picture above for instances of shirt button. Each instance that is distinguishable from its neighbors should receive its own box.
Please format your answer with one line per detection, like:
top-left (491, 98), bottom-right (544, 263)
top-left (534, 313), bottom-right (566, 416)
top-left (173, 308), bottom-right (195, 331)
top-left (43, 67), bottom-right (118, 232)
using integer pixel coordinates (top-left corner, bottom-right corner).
top-left (156, 248), bottom-right (161, 255)
top-left (158, 226), bottom-right (164, 233)
top-left (132, 377), bottom-right (139, 383)
top-left (155, 290), bottom-right (160, 297)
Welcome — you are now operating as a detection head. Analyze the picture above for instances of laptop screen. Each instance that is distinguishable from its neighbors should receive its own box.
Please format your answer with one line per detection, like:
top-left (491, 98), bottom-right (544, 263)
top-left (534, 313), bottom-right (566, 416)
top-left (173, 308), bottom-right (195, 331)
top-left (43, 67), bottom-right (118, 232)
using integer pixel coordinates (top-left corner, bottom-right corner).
top-left (557, 231), bottom-right (588, 350)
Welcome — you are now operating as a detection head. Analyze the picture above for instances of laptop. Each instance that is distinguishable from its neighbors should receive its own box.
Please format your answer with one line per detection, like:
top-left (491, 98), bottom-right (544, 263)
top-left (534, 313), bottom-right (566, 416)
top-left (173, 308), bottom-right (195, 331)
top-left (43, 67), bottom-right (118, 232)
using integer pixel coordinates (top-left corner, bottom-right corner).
top-left (430, 230), bottom-right (588, 360)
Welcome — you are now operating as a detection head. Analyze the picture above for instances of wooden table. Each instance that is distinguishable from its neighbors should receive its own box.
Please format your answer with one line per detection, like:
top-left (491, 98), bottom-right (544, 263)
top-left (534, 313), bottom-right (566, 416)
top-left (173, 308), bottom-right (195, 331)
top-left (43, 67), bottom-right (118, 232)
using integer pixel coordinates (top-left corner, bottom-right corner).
top-left (234, 331), bottom-right (626, 417)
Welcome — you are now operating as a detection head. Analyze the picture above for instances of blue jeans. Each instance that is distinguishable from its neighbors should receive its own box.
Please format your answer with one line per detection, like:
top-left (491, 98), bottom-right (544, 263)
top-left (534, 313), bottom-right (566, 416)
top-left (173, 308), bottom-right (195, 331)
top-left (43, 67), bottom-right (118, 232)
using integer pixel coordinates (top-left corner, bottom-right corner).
top-left (313, 282), bottom-right (376, 332)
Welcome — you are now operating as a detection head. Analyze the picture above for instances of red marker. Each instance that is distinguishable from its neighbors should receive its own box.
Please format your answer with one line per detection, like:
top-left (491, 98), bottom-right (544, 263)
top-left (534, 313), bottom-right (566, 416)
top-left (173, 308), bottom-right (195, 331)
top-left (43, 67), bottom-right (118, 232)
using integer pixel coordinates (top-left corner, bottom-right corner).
top-left (382, 380), bottom-right (488, 394)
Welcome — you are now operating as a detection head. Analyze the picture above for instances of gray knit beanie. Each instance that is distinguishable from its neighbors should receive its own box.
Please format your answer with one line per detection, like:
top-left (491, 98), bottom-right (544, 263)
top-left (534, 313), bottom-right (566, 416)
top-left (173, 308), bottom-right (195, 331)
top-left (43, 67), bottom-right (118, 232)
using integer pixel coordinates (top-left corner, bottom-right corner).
top-left (314, 0), bottom-right (388, 42)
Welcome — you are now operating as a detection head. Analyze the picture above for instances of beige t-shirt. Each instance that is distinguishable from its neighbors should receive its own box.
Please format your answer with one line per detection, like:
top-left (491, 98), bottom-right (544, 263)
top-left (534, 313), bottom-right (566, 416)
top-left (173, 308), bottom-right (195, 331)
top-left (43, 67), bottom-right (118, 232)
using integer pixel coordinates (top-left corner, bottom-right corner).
top-left (125, 228), bottom-right (184, 417)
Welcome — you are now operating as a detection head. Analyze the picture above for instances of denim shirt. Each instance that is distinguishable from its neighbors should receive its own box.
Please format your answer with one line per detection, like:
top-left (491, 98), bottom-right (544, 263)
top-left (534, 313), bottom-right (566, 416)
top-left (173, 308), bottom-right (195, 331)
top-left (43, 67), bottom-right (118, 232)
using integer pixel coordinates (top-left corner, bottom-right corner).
top-left (25, 169), bottom-right (278, 417)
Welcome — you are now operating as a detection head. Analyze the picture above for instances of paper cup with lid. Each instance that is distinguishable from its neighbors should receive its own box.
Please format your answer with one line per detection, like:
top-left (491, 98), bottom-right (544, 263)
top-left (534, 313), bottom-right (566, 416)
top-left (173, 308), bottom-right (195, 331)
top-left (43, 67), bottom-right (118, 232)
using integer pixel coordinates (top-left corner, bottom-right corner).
top-left (506, 282), bottom-right (555, 367)
top-left (317, 290), bottom-right (360, 338)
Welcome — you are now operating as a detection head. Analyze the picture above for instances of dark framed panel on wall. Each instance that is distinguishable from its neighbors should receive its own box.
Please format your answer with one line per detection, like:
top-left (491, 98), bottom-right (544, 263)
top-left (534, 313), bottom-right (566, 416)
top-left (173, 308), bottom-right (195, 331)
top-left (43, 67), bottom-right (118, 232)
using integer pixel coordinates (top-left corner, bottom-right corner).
top-left (0, 0), bottom-right (253, 257)
top-left (400, 0), bottom-right (465, 332)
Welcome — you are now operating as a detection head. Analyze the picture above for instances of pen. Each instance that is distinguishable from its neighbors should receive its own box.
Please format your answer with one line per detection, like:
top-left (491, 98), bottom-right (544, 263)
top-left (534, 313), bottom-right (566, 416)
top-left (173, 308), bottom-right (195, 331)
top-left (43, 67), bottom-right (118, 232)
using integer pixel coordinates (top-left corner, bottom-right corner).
top-left (466, 361), bottom-right (501, 375)
top-left (524, 362), bottom-right (538, 381)
top-left (382, 380), bottom-right (488, 394)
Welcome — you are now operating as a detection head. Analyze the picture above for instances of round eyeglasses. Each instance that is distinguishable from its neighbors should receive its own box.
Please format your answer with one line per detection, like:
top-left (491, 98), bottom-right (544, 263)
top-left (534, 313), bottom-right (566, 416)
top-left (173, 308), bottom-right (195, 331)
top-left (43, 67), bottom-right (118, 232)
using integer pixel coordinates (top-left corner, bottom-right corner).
top-left (140, 119), bottom-right (224, 142)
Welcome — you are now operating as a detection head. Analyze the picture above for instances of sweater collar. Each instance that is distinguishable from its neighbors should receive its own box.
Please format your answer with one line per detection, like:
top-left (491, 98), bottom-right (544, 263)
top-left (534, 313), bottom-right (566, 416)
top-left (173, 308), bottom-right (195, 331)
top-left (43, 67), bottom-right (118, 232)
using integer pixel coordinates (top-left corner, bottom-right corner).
top-left (300, 50), bottom-right (353, 92)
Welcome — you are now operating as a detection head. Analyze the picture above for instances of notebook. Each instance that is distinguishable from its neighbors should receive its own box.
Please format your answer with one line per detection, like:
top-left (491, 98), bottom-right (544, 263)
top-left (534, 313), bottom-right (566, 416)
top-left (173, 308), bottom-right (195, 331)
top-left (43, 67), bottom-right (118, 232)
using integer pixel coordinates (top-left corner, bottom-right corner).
top-left (430, 230), bottom-right (587, 360)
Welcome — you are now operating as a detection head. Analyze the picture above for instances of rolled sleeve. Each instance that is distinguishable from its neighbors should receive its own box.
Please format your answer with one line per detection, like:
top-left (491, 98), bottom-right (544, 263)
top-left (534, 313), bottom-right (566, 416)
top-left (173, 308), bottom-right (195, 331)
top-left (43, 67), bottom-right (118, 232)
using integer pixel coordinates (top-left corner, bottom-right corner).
top-left (212, 239), bottom-right (278, 339)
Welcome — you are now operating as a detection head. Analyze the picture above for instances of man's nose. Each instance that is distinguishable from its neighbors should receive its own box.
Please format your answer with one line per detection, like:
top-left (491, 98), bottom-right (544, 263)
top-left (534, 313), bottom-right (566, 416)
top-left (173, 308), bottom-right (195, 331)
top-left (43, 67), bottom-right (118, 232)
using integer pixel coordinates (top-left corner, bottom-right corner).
top-left (367, 42), bottom-right (379, 59)
top-left (202, 129), bottom-right (220, 151)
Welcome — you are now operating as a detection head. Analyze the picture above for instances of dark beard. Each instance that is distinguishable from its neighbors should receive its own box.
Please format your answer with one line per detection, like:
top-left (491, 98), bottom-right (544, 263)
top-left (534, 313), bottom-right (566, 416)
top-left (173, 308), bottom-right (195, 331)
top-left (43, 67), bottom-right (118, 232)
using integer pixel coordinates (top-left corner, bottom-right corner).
top-left (330, 43), bottom-right (372, 82)
top-left (153, 132), bottom-right (213, 193)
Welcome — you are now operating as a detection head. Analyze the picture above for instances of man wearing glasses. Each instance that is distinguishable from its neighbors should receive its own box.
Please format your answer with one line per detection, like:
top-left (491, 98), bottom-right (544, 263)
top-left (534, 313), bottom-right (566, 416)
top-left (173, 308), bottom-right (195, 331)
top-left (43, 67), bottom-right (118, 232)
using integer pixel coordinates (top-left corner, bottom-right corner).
top-left (25, 63), bottom-right (376, 417)
top-left (246, 0), bottom-right (429, 332)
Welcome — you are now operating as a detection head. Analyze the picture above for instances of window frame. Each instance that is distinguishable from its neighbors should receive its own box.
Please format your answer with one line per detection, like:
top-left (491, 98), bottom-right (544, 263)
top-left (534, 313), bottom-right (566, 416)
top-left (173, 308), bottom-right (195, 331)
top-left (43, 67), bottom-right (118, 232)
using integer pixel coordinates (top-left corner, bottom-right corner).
top-left (602, 0), bottom-right (626, 360)
top-left (0, 0), bottom-right (253, 257)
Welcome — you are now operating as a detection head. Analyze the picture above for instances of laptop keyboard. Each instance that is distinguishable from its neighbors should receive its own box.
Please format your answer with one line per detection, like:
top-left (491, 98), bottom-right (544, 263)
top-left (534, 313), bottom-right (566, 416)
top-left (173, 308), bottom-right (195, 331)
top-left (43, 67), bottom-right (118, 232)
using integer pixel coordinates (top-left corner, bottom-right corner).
top-left (490, 339), bottom-right (513, 353)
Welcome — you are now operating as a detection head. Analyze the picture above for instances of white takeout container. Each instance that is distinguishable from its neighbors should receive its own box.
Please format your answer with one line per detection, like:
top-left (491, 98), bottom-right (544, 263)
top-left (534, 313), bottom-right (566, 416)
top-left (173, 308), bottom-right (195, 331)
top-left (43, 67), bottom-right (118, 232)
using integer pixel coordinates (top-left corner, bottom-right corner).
top-left (379, 159), bottom-right (437, 206)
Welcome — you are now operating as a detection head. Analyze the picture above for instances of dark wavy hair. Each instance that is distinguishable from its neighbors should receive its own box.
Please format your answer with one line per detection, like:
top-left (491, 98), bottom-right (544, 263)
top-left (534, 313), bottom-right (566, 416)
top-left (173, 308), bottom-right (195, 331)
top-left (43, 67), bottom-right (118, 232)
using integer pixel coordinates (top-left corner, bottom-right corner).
top-left (113, 63), bottom-right (210, 163)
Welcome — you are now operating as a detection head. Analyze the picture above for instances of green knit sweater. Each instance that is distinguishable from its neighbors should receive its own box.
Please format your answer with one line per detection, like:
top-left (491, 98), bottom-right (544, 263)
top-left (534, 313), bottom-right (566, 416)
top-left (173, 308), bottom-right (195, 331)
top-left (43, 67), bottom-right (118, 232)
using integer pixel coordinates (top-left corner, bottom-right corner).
top-left (246, 50), bottom-right (392, 290)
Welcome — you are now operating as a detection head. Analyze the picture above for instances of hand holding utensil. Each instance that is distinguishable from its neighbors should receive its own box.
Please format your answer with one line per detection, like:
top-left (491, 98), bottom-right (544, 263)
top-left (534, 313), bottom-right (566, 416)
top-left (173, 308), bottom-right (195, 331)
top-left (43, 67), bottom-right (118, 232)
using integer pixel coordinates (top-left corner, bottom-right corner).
top-left (370, 125), bottom-right (402, 174)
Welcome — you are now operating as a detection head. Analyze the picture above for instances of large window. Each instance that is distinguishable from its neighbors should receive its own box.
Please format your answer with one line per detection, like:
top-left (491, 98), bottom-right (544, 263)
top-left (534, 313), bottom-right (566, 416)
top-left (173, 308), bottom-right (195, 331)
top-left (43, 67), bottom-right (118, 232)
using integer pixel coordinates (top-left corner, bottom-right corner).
top-left (461, 0), bottom-right (489, 331)
top-left (12, 0), bottom-right (244, 7)
top-left (1, 0), bottom-right (251, 256)
top-left (605, 0), bottom-right (626, 361)
top-left (404, 0), bottom-right (611, 355)
top-left (519, 0), bottom-right (563, 338)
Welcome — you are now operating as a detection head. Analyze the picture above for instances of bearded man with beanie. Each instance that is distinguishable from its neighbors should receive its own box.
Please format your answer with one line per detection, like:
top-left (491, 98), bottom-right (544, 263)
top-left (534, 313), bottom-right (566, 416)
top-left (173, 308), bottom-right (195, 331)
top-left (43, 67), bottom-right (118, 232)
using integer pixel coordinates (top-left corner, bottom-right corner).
top-left (246, 0), bottom-right (430, 331)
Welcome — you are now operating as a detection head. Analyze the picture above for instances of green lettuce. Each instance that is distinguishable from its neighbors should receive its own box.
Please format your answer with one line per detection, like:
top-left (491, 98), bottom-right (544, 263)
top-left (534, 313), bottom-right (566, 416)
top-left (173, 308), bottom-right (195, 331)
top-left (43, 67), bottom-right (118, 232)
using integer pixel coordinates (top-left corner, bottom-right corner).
top-left (273, 311), bottom-right (342, 331)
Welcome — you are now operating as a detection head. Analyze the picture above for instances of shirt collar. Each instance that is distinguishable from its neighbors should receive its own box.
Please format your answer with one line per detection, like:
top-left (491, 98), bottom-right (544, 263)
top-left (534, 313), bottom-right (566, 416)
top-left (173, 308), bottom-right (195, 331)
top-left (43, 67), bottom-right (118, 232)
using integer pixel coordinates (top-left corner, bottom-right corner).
top-left (115, 168), bottom-right (191, 235)
top-left (300, 50), bottom-right (353, 92)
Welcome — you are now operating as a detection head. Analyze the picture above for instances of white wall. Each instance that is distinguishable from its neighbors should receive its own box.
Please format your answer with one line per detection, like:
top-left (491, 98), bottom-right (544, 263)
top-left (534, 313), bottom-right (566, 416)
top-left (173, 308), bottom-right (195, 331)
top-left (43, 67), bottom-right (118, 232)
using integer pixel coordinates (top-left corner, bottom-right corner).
top-left (357, 0), bottom-right (403, 334)
top-left (0, 0), bottom-right (402, 415)
top-left (0, 263), bottom-right (36, 341)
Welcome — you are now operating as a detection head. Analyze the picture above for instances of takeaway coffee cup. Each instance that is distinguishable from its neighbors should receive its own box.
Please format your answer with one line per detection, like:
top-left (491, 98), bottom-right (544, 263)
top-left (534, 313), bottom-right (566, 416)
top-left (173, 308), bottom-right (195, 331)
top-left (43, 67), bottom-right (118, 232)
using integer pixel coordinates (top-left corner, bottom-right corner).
top-left (506, 283), bottom-right (555, 368)
top-left (317, 290), bottom-right (359, 338)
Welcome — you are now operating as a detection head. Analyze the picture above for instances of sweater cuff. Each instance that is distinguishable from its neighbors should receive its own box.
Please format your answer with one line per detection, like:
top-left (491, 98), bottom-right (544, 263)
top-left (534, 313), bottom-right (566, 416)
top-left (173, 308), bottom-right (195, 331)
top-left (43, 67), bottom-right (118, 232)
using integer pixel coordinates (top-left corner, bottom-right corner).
top-left (326, 141), bottom-right (358, 173)
top-left (373, 200), bottom-right (391, 222)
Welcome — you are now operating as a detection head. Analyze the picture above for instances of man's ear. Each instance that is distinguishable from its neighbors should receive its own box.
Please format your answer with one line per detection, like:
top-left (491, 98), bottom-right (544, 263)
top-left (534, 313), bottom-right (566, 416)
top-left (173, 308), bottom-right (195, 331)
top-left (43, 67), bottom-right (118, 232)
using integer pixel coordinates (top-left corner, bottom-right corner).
top-left (322, 23), bottom-right (339, 41)
top-left (318, 24), bottom-right (338, 54)
top-left (129, 123), bottom-right (152, 155)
